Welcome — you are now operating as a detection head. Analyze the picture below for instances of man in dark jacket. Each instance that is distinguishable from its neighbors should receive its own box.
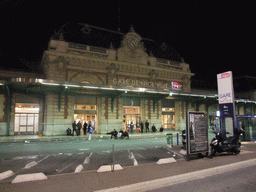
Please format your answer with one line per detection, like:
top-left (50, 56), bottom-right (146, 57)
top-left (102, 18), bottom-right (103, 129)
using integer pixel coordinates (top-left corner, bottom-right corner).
top-left (72, 121), bottom-right (77, 136)
top-left (145, 120), bottom-right (149, 132)
top-left (77, 121), bottom-right (82, 136)
top-left (83, 122), bottom-right (88, 135)
top-left (140, 122), bottom-right (144, 133)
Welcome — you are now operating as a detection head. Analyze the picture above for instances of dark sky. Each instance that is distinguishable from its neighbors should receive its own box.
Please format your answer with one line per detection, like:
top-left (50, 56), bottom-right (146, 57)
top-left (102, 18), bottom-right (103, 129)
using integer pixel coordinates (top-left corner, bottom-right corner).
top-left (1, 0), bottom-right (255, 85)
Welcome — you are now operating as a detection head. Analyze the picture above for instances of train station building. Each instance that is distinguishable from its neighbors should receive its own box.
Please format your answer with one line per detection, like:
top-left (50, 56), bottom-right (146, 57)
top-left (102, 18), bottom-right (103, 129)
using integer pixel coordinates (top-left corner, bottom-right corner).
top-left (0, 28), bottom-right (255, 138)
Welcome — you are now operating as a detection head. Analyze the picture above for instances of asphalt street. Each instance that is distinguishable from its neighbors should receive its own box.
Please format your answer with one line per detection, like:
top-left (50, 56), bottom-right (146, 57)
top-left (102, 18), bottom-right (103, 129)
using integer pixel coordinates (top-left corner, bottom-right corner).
top-left (148, 164), bottom-right (256, 192)
top-left (0, 137), bottom-right (180, 182)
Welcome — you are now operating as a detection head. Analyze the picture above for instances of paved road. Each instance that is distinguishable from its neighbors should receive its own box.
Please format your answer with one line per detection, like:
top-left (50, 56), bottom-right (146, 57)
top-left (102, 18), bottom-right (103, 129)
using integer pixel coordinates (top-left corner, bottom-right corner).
top-left (148, 164), bottom-right (256, 192)
top-left (0, 137), bottom-right (181, 182)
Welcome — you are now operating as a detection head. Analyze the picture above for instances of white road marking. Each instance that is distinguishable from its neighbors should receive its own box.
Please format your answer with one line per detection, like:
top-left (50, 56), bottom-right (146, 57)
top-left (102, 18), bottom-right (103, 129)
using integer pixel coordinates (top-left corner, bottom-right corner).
top-left (23, 161), bottom-right (37, 169)
top-left (13, 155), bottom-right (38, 160)
top-left (102, 150), bottom-right (111, 153)
top-left (64, 153), bottom-right (72, 156)
top-left (79, 148), bottom-right (90, 151)
top-left (23, 155), bottom-right (50, 169)
top-left (74, 164), bottom-right (84, 173)
top-left (128, 150), bottom-right (139, 166)
top-left (37, 155), bottom-right (50, 164)
top-left (240, 150), bottom-right (255, 154)
top-left (84, 152), bottom-right (93, 164)
top-left (58, 162), bottom-right (75, 173)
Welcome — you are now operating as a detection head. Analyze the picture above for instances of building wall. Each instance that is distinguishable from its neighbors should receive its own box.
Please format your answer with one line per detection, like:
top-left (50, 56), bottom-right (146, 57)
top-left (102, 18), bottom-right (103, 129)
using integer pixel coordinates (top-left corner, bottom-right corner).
top-left (0, 94), bottom-right (6, 135)
top-left (40, 32), bottom-right (194, 135)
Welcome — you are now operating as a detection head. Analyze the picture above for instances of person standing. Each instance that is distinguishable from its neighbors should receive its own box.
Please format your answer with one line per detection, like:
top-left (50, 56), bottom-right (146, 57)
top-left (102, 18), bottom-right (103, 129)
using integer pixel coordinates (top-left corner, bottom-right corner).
top-left (77, 121), bottom-right (82, 136)
top-left (88, 122), bottom-right (92, 140)
top-left (72, 121), bottom-right (77, 136)
top-left (130, 121), bottom-right (134, 133)
top-left (83, 121), bottom-right (88, 135)
top-left (145, 120), bottom-right (149, 132)
top-left (140, 121), bottom-right (144, 133)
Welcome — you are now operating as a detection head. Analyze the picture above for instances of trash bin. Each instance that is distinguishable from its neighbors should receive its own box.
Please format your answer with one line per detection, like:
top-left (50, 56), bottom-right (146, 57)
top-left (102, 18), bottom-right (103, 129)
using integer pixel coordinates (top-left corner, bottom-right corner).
top-left (166, 133), bottom-right (173, 146)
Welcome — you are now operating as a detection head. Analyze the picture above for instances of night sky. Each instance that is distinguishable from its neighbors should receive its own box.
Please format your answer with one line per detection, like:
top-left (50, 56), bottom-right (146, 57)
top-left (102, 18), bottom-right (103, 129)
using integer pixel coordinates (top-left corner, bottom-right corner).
top-left (1, 1), bottom-right (255, 87)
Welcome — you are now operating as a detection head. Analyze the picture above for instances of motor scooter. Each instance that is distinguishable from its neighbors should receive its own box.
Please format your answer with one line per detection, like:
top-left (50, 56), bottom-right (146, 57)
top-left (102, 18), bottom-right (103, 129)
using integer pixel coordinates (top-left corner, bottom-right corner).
top-left (210, 128), bottom-right (244, 157)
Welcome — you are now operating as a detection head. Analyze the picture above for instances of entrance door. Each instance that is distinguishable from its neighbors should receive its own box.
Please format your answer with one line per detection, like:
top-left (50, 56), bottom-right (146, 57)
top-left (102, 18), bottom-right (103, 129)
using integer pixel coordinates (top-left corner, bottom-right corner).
top-left (74, 104), bottom-right (97, 131)
top-left (123, 106), bottom-right (140, 131)
top-left (74, 114), bottom-right (96, 130)
top-left (162, 114), bottom-right (175, 129)
top-left (15, 103), bottom-right (39, 135)
top-left (14, 114), bottom-right (39, 135)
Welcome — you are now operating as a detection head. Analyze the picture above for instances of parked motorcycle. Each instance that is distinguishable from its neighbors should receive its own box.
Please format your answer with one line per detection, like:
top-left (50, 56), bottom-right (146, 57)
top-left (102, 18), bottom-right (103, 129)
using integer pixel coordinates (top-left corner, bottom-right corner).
top-left (210, 128), bottom-right (245, 157)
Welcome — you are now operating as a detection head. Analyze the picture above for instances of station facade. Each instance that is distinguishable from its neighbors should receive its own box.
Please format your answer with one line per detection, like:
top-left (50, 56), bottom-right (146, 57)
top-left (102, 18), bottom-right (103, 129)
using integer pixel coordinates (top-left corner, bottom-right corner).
top-left (0, 29), bottom-right (255, 137)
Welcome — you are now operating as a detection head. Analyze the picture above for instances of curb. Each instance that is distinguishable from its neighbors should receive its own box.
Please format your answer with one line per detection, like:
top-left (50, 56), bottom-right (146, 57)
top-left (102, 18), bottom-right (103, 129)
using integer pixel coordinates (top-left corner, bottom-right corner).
top-left (11, 173), bottom-right (47, 184)
top-left (95, 158), bottom-right (256, 192)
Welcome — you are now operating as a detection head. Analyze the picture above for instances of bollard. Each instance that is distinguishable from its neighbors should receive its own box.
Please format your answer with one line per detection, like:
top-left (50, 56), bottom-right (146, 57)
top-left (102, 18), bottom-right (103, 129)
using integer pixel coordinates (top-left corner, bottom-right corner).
top-left (177, 133), bottom-right (179, 145)
top-left (112, 144), bottom-right (115, 172)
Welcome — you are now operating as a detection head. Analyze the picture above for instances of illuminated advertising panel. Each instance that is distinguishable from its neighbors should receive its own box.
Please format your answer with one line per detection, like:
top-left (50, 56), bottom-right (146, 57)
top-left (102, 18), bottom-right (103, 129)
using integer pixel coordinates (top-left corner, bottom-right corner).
top-left (217, 71), bottom-right (235, 136)
top-left (217, 71), bottom-right (234, 104)
top-left (172, 82), bottom-right (182, 90)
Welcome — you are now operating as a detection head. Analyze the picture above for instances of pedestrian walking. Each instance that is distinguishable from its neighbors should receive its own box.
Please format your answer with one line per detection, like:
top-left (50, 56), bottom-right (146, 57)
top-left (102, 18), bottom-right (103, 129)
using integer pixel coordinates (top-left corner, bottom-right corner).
top-left (145, 120), bottom-right (149, 132)
top-left (140, 122), bottom-right (144, 133)
top-left (130, 121), bottom-right (134, 133)
top-left (72, 121), bottom-right (77, 136)
top-left (88, 122), bottom-right (92, 140)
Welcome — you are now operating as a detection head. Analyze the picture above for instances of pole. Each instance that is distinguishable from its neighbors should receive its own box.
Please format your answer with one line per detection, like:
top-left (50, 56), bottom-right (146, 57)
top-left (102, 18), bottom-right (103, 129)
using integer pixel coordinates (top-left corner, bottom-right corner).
top-left (112, 144), bottom-right (115, 172)
top-left (177, 133), bottom-right (179, 145)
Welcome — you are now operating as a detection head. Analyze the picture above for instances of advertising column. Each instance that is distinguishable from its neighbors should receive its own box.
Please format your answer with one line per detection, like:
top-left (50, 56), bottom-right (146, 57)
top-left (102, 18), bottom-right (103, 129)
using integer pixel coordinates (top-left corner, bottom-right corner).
top-left (217, 71), bottom-right (235, 137)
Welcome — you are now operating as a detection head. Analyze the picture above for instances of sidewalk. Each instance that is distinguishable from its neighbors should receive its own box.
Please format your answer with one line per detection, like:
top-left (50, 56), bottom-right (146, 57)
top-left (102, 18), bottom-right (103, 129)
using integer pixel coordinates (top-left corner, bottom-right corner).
top-left (0, 143), bottom-right (255, 192)
top-left (0, 131), bottom-right (180, 143)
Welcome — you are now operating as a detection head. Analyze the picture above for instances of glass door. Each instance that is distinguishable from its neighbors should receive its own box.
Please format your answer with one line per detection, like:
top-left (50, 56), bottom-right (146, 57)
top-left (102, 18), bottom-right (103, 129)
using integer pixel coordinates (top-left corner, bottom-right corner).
top-left (123, 106), bottom-right (141, 131)
top-left (14, 114), bottom-right (39, 135)
top-left (162, 114), bottom-right (175, 129)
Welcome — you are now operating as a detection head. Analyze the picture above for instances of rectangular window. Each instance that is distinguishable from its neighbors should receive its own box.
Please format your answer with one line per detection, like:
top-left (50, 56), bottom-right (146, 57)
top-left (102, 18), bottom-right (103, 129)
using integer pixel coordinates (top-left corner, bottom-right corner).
top-left (74, 105), bottom-right (96, 110)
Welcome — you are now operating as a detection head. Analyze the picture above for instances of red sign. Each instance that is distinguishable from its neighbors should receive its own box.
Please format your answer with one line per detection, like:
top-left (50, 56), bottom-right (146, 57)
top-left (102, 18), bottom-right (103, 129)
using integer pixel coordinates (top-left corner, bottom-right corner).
top-left (220, 73), bottom-right (231, 79)
top-left (172, 82), bottom-right (182, 90)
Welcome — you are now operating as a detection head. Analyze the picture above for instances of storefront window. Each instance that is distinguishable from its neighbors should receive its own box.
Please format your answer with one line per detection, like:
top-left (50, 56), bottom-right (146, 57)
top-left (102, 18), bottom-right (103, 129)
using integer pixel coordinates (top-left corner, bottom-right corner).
top-left (74, 105), bottom-right (96, 110)
top-left (162, 108), bottom-right (175, 112)
top-left (15, 103), bottom-right (39, 113)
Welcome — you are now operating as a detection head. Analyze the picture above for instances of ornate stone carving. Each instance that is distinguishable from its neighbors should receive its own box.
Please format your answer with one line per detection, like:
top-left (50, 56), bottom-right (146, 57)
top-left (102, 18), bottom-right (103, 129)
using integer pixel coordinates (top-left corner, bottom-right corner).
top-left (148, 69), bottom-right (158, 81)
top-left (53, 56), bottom-right (68, 71)
top-left (106, 63), bottom-right (119, 76)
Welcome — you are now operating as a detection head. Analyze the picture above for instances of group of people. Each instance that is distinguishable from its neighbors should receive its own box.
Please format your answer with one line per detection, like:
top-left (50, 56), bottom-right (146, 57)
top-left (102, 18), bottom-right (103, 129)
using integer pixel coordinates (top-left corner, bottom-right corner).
top-left (139, 120), bottom-right (158, 133)
top-left (67, 121), bottom-right (93, 140)
top-left (110, 129), bottom-right (129, 139)
top-left (128, 120), bottom-right (163, 133)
